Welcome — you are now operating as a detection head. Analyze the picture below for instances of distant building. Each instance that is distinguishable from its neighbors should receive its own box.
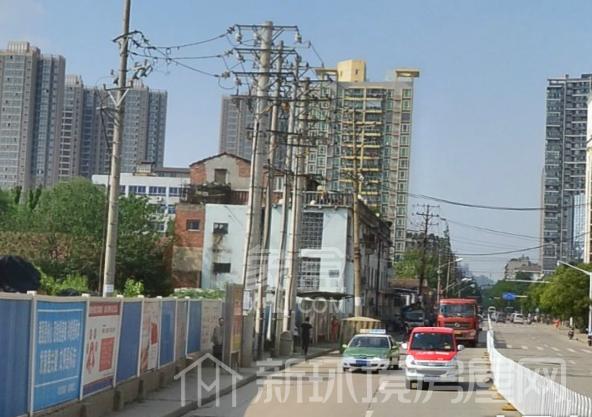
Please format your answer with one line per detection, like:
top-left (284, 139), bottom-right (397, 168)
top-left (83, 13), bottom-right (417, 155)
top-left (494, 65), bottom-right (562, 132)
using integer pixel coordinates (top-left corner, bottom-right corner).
top-left (218, 96), bottom-right (255, 160)
top-left (88, 80), bottom-right (167, 176)
top-left (542, 74), bottom-right (592, 273)
top-left (504, 255), bottom-right (542, 281)
top-left (92, 162), bottom-right (189, 232)
top-left (0, 41), bottom-right (65, 189)
top-left (59, 75), bottom-right (84, 181)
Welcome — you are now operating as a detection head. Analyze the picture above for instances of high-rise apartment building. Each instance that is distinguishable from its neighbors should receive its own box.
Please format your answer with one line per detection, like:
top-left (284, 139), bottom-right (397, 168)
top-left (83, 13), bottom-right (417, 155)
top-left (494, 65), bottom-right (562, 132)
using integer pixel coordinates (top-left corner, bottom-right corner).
top-left (218, 96), bottom-right (254, 160)
top-left (0, 42), bottom-right (168, 188)
top-left (542, 74), bottom-right (591, 273)
top-left (31, 54), bottom-right (65, 187)
top-left (0, 41), bottom-right (39, 189)
top-left (326, 60), bottom-right (419, 259)
top-left (58, 75), bottom-right (84, 181)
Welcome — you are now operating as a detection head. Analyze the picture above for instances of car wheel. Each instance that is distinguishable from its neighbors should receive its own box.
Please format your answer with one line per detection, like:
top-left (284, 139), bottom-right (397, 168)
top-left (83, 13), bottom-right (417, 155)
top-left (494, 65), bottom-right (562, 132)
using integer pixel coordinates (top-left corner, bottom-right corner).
top-left (420, 381), bottom-right (429, 390)
top-left (342, 367), bottom-right (348, 373)
top-left (405, 379), bottom-right (413, 390)
top-left (372, 369), bottom-right (380, 374)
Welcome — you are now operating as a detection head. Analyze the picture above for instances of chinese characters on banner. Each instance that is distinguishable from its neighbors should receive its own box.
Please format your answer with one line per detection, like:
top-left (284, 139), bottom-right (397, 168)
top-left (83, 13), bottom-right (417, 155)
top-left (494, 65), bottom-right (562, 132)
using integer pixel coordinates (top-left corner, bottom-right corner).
top-left (33, 301), bottom-right (86, 411)
top-left (140, 300), bottom-right (160, 373)
top-left (200, 300), bottom-right (223, 352)
top-left (82, 301), bottom-right (121, 396)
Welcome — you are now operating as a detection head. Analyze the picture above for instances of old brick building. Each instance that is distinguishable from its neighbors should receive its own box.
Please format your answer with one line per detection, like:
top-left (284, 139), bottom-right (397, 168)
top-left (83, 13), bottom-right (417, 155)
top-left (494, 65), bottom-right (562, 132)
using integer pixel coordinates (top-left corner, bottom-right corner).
top-left (171, 153), bottom-right (251, 287)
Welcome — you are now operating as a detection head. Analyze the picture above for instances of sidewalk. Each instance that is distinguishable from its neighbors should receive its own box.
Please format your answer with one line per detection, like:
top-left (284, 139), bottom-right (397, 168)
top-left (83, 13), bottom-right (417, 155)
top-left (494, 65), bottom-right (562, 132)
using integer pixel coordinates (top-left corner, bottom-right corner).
top-left (107, 344), bottom-right (336, 417)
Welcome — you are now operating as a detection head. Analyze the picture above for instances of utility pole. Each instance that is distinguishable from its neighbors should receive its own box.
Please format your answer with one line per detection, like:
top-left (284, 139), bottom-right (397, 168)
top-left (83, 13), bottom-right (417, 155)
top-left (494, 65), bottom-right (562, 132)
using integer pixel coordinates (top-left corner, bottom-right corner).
top-left (416, 205), bottom-right (437, 302)
top-left (352, 111), bottom-right (363, 317)
top-left (255, 41), bottom-right (284, 360)
top-left (102, 0), bottom-right (131, 297)
top-left (274, 54), bottom-right (299, 354)
top-left (244, 21), bottom-right (273, 359)
top-left (283, 77), bottom-right (310, 336)
top-left (436, 250), bottom-right (442, 304)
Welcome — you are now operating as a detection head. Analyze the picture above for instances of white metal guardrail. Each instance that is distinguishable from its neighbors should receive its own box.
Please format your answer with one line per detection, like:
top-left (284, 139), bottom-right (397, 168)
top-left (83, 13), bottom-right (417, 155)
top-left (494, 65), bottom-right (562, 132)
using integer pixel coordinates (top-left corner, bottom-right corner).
top-left (487, 317), bottom-right (592, 416)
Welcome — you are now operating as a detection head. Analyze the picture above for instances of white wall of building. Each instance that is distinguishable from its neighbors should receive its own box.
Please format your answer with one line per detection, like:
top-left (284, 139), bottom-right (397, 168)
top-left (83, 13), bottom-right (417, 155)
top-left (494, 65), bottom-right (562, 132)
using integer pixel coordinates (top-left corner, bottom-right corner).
top-left (202, 204), bottom-right (247, 289)
top-left (585, 95), bottom-right (592, 263)
top-left (92, 173), bottom-right (189, 231)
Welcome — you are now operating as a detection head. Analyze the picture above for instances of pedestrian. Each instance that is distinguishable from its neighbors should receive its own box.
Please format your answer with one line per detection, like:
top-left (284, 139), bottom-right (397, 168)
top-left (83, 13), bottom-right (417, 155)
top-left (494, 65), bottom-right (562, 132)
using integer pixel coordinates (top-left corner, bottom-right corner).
top-left (330, 316), bottom-right (340, 342)
top-left (301, 317), bottom-right (313, 357)
top-left (211, 317), bottom-right (224, 361)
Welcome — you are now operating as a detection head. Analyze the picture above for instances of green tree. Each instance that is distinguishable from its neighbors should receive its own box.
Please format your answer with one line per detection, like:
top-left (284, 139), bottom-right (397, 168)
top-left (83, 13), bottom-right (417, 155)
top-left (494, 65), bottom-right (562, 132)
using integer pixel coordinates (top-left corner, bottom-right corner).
top-left (538, 265), bottom-right (591, 328)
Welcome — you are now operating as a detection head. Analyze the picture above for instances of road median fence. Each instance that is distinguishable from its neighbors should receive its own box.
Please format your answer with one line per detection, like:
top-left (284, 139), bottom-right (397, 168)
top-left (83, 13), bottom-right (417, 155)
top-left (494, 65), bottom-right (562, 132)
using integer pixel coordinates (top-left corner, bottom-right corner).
top-left (487, 317), bottom-right (592, 416)
top-left (0, 293), bottom-right (223, 417)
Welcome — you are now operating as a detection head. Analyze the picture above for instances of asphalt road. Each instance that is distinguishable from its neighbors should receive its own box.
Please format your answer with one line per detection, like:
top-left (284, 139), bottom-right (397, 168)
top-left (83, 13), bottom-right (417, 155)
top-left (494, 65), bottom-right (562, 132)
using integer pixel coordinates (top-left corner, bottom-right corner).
top-left (186, 344), bottom-right (520, 417)
top-left (494, 321), bottom-right (592, 396)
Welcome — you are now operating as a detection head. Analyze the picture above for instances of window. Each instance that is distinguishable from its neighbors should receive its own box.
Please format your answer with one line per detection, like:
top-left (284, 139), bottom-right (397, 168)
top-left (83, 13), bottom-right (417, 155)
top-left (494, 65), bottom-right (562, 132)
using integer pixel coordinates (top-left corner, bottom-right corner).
top-left (214, 168), bottom-right (228, 184)
top-left (129, 185), bottom-right (146, 195)
top-left (213, 263), bottom-right (231, 273)
top-left (298, 257), bottom-right (321, 290)
top-left (169, 187), bottom-right (182, 196)
top-left (148, 186), bottom-right (166, 196)
top-left (213, 222), bottom-right (229, 234)
top-left (186, 219), bottom-right (200, 231)
top-left (301, 212), bottom-right (324, 249)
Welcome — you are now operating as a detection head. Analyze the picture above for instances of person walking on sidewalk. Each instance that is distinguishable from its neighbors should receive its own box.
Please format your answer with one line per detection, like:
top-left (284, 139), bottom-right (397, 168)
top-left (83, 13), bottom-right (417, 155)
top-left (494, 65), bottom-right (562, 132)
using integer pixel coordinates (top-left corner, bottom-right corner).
top-left (212, 317), bottom-right (224, 361)
top-left (300, 317), bottom-right (313, 357)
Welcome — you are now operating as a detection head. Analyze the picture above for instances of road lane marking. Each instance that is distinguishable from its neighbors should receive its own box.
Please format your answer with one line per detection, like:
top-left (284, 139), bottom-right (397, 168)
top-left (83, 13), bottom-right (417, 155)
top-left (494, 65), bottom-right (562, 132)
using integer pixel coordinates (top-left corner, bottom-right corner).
top-left (551, 347), bottom-right (560, 352)
top-left (569, 360), bottom-right (576, 365)
top-left (536, 346), bottom-right (544, 351)
top-left (581, 349), bottom-right (592, 354)
top-left (506, 344), bottom-right (513, 349)
top-left (567, 348), bottom-right (576, 353)
top-left (521, 346), bottom-right (528, 350)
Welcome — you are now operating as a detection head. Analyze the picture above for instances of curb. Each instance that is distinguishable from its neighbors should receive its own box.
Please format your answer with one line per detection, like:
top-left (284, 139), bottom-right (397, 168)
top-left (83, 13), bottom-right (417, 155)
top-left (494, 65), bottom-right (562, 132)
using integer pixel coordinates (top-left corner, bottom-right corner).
top-left (161, 346), bottom-right (336, 417)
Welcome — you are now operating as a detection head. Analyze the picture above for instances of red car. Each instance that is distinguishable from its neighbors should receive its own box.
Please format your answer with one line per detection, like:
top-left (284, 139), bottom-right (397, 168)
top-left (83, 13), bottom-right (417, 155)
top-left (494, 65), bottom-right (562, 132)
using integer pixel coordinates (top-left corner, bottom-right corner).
top-left (402, 326), bottom-right (464, 390)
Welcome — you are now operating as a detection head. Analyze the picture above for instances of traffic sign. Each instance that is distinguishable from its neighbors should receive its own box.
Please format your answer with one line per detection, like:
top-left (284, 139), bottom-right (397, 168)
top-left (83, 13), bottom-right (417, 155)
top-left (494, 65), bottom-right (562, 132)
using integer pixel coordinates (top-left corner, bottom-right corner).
top-left (502, 292), bottom-right (517, 301)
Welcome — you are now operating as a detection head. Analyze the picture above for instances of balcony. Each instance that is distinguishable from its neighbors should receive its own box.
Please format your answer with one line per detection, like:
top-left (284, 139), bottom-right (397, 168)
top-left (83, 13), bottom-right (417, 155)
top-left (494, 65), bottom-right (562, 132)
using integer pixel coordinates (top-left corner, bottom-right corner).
top-left (302, 191), bottom-right (353, 207)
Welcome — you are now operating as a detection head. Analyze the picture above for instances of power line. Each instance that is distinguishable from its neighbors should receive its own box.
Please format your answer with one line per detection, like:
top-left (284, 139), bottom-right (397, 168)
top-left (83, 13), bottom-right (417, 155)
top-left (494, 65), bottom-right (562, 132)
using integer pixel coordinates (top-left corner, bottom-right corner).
top-left (408, 192), bottom-right (588, 212)
top-left (443, 218), bottom-right (540, 241)
top-left (456, 244), bottom-right (547, 256)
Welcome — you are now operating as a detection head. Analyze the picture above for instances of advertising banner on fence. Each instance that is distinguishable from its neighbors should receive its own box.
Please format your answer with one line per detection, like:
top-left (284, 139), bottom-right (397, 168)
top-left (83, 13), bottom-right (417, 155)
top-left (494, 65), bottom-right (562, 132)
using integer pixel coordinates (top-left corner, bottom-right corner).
top-left (0, 298), bottom-right (31, 417)
top-left (175, 300), bottom-right (188, 359)
top-left (140, 300), bottom-right (160, 373)
top-left (33, 301), bottom-right (86, 411)
top-left (200, 300), bottom-right (222, 352)
top-left (224, 284), bottom-right (243, 364)
top-left (82, 301), bottom-right (121, 396)
top-left (159, 300), bottom-right (176, 367)
top-left (116, 301), bottom-right (142, 384)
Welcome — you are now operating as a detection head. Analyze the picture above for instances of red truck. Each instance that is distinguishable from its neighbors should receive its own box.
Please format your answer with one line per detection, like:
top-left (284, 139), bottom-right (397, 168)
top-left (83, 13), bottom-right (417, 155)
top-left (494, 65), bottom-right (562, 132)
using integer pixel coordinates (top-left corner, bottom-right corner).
top-left (436, 298), bottom-right (479, 347)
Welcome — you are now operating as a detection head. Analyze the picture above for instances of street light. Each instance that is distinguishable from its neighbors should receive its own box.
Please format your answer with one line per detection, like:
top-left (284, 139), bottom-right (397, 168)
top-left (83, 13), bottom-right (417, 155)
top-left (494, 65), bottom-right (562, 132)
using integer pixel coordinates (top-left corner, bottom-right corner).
top-left (440, 277), bottom-right (473, 298)
top-left (437, 257), bottom-right (463, 304)
top-left (557, 260), bottom-right (592, 336)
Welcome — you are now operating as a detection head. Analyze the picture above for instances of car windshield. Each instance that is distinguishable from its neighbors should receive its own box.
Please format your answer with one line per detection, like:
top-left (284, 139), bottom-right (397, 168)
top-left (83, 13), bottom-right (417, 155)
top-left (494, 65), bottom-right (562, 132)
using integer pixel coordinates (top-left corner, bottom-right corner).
top-left (410, 332), bottom-right (454, 351)
top-left (405, 311), bottom-right (424, 321)
top-left (349, 336), bottom-right (389, 349)
top-left (439, 304), bottom-right (476, 318)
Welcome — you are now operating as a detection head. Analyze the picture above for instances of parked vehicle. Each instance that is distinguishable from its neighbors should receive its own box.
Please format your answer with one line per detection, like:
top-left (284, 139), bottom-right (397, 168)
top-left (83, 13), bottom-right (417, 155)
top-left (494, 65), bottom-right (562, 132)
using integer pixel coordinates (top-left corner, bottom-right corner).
top-left (402, 326), bottom-right (464, 390)
top-left (495, 312), bottom-right (506, 323)
top-left (437, 298), bottom-right (479, 347)
top-left (402, 305), bottom-right (427, 336)
top-left (341, 329), bottom-right (400, 373)
top-left (512, 313), bottom-right (524, 324)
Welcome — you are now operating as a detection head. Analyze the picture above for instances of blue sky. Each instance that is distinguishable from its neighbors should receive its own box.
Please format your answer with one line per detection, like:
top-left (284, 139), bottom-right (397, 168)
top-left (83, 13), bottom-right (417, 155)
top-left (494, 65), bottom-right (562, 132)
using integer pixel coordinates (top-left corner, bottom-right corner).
top-left (3, 0), bottom-right (592, 279)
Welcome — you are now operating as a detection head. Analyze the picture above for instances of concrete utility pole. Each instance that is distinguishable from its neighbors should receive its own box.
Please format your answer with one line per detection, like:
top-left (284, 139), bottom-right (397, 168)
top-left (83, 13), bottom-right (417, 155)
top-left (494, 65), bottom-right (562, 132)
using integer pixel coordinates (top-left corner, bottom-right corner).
top-left (283, 77), bottom-right (310, 336)
top-left (274, 54), bottom-right (299, 355)
top-left (416, 205), bottom-right (437, 301)
top-left (351, 111), bottom-right (363, 317)
top-left (255, 41), bottom-right (284, 360)
top-left (241, 21), bottom-right (273, 298)
top-left (102, 0), bottom-right (131, 297)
